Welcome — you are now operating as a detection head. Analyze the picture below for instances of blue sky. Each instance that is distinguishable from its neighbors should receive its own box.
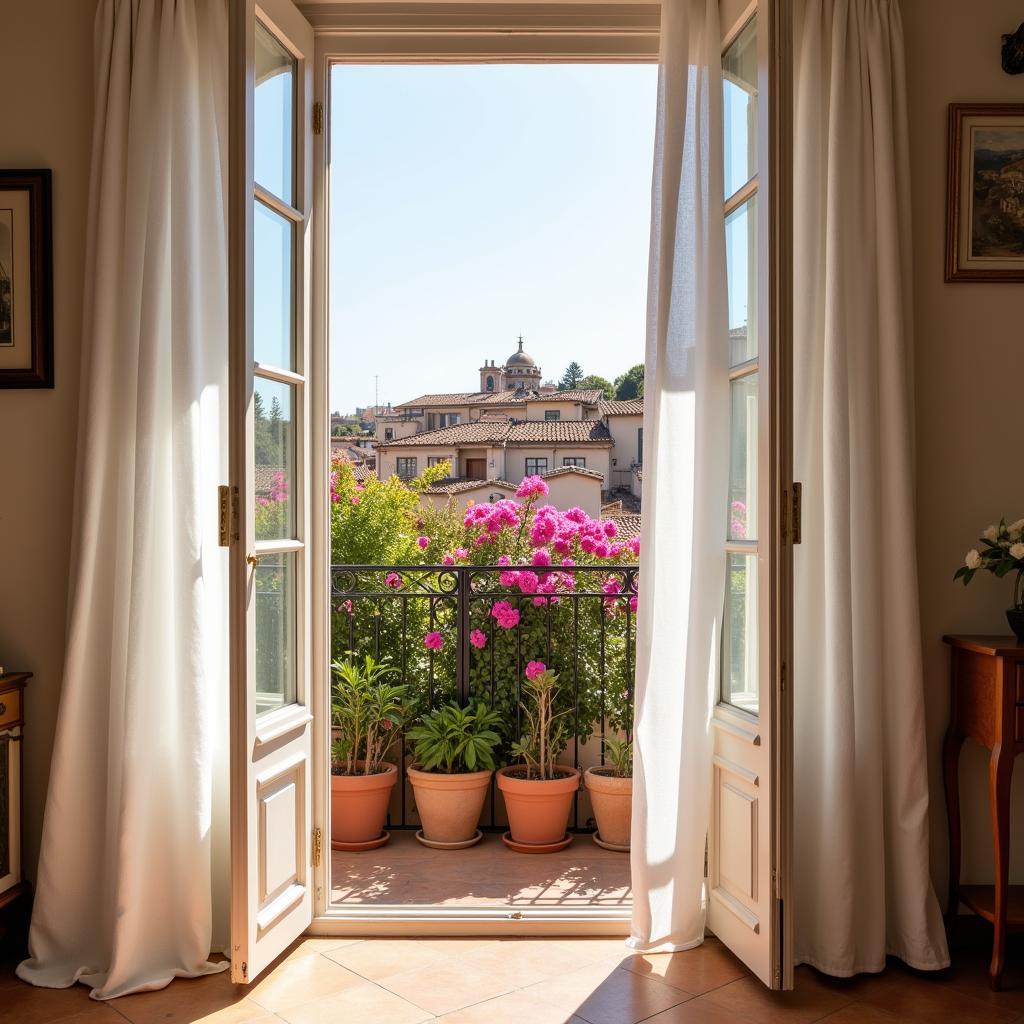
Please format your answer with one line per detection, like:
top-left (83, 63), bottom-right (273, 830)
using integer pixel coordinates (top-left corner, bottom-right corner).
top-left (327, 64), bottom-right (659, 414)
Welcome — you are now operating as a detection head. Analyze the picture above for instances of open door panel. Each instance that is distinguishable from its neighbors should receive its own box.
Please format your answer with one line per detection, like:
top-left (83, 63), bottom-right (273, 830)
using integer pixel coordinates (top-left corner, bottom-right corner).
top-left (228, 0), bottom-right (316, 984)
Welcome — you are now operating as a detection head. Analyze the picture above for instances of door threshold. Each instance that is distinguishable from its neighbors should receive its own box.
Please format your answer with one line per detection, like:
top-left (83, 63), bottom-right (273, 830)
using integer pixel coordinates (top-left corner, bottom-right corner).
top-left (310, 904), bottom-right (632, 937)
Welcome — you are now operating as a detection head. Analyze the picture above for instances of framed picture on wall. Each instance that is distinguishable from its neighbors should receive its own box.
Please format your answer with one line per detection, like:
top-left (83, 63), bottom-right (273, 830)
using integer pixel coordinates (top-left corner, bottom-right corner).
top-left (946, 104), bottom-right (1024, 282)
top-left (0, 169), bottom-right (53, 387)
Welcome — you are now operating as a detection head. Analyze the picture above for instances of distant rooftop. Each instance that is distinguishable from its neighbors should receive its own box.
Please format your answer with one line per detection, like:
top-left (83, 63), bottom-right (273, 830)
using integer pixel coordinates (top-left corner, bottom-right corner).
top-left (599, 399), bottom-right (644, 416)
top-left (395, 388), bottom-right (604, 411)
top-left (377, 420), bottom-right (614, 448)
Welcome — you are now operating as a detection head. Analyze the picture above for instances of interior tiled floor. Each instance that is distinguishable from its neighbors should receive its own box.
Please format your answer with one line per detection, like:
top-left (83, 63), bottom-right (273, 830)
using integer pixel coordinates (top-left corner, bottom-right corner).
top-left (331, 829), bottom-right (632, 907)
top-left (5, 923), bottom-right (1024, 1024)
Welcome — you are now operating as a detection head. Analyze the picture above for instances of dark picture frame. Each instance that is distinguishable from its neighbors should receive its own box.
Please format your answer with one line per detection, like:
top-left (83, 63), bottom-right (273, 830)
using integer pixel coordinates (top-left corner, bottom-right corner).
top-left (0, 169), bottom-right (53, 387)
top-left (946, 104), bottom-right (1024, 283)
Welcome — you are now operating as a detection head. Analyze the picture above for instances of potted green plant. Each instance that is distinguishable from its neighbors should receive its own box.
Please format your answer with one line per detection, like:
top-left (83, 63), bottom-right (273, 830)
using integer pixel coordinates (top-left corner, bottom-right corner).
top-left (330, 654), bottom-right (408, 851)
top-left (496, 661), bottom-right (580, 852)
top-left (406, 701), bottom-right (503, 849)
top-left (584, 738), bottom-right (633, 852)
top-left (955, 517), bottom-right (1024, 641)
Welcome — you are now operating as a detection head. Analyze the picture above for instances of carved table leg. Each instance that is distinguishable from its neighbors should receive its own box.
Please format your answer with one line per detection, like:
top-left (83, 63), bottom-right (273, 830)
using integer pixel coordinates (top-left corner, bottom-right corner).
top-left (989, 743), bottom-right (1014, 990)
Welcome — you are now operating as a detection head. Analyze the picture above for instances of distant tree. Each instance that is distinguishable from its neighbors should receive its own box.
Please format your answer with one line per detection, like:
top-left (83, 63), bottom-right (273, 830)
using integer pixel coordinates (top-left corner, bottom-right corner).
top-left (558, 362), bottom-right (584, 390)
top-left (579, 374), bottom-right (614, 399)
top-left (613, 364), bottom-right (645, 401)
top-left (331, 423), bottom-right (361, 437)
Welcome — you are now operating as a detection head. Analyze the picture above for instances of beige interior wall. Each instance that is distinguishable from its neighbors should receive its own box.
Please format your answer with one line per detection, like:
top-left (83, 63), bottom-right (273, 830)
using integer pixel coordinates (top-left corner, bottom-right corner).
top-left (0, 1), bottom-right (94, 886)
top-left (903, 0), bottom-right (1024, 898)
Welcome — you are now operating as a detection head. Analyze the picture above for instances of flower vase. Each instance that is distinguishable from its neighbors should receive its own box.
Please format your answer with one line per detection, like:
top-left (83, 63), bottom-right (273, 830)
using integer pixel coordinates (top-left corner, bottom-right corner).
top-left (1007, 609), bottom-right (1024, 644)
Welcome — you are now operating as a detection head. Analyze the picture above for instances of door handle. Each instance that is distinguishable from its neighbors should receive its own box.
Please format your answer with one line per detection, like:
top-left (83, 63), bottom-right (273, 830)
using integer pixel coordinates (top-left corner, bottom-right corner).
top-left (246, 553), bottom-right (262, 568)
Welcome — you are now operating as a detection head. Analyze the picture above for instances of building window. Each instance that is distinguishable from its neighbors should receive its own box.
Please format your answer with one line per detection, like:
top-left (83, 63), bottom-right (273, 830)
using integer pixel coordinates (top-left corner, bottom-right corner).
top-left (525, 457), bottom-right (548, 476)
top-left (427, 456), bottom-right (446, 467)
top-left (396, 457), bottom-right (418, 480)
top-left (637, 427), bottom-right (643, 465)
top-left (384, 428), bottom-right (394, 441)
top-left (486, 375), bottom-right (494, 391)
top-left (544, 410), bottom-right (561, 421)
top-left (562, 457), bottom-right (586, 468)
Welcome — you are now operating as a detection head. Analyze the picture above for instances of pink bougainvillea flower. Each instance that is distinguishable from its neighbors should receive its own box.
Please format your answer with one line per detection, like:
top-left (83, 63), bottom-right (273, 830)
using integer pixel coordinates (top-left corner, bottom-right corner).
top-left (629, 595), bottom-right (638, 613)
top-left (516, 571), bottom-right (540, 594)
top-left (350, 495), bottom-right (361, 505)
top-left (454, 547), bottom-right (469, 560)
top-left (442, 553), bottom-right (456, 566)
top-left (337, 600), bottom-right (353, 616)
top-left (499, 570), bottom-right (519, 588)
top-left (524, 660), bottom-right (547, 680)
top-left (531, 547), bottom-right (552, 567)
top-left (516, 475), bottom-right (549, 499)
top-left (603, 520), bottom-right (618, 538)
top-left (602, 578), bottom-right (622, 596)
top-left (423, 631), bottom-right (444, 651)
top-left (417, 535), bottom-right (430, 549)
top-left (385, 572), bottom-right (403, 589)
top-left (497, 554), bottom-right (511, 566)
top-left (532, 596), bottom-right (550, 607)
top-left (491, 600), bottom-right (520, 629)
top-left (469, 629), bottom-right (488, 649)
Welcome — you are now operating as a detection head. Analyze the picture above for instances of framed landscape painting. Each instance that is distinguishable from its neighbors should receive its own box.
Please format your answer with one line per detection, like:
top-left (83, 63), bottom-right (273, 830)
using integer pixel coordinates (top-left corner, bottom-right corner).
top-left (0, 169), bottom-right (53, 387)
top-left (947, 104), bottom-right (1024, 282)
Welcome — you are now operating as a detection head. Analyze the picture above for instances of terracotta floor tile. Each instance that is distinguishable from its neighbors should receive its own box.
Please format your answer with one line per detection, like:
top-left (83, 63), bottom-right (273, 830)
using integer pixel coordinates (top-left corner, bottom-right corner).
top-left (437, 988), bottom-right (593, 1024)
top-left (324, 937), bottom-right (454, 980)
top-left (621, 940), bottom-right (749, 995)
top-left (274, 979), bottom-right (433, 1024)
top-left (112, 969), bottom-right (270, 1024)
top-left (456, 938), bottom-right (605, 987)
top-left (702, 970), bottom-right (853, 1024)
top-left (0, 979), bottom-right (121, 1024)
top-left (375, 955), bottom-right (517, 1016)
top-left (641, 995), bottom-right (766, 1024)
top-left (815, 1004), bottom-right (910, 1024)
top-left (279, 936), bottom-right (364, 961)
top-left (521, 961), bottom-right (692, 1024)
top-left (858, 971), bottom-right (1017, 1024)
top-left (246, 951), bottom-right (365, 1013)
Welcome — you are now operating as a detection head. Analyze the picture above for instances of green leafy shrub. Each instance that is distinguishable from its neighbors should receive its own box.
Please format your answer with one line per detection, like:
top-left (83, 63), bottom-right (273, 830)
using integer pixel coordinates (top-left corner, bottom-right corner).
top-left (407, 701), bottom-right (503, 773)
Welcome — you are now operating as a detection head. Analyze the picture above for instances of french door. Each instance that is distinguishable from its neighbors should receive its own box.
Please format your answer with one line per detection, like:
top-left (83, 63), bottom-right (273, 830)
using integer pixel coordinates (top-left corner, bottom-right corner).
top-left (708, 0), bottom-right (794, 990)
top-left (228, 0), bottom-right (316, 984)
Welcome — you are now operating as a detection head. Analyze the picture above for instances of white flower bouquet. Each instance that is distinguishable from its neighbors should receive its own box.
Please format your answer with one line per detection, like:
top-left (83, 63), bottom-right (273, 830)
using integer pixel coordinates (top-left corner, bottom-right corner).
top-left (956, 518), bottom-right (1024, 640)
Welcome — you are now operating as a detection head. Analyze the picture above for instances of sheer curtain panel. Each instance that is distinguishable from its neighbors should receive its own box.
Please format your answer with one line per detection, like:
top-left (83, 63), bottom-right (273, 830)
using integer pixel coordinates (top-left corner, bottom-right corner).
top-left (629, 0), bottom-right (729, 953)
top-left (17, 0), bottom-right (230, 999)
top-left (792, 0), bottom-right (949, 975)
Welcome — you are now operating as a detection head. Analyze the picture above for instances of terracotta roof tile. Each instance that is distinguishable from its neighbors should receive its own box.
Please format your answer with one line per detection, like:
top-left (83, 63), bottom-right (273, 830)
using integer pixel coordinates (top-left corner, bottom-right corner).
top-left (599, 399), bottom-right (645, 416)
top-left (376, 420), bottom-right (613, 448)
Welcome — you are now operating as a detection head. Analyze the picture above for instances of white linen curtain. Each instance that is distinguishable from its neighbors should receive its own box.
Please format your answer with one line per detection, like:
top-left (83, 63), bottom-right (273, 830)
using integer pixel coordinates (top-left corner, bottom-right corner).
top-left (17, 0), bottom-right (230, 999)
top-left (792, 0), bottom-right (949, 975)
top-left (630, 0), bottom-right (729, 953)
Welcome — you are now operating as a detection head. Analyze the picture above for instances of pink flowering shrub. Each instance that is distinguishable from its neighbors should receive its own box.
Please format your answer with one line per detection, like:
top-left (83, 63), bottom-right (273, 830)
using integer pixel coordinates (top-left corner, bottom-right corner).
top-left (328, 451), bottom-right (638, 756)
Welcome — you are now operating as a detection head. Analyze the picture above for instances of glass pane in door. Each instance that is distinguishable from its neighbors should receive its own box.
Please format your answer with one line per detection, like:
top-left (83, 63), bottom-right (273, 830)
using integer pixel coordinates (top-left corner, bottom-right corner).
top-left (725, 198), bottom-right (757, 365)
top-left (255, 20), bottom-right (296, 204)
top-left (724, 552), bottom-right (758, 714)
top-left (255, 377), bottom-right (296, 541)
top-left (723, 18), bottom-right (758, 199)
top-left (254, 201), bottom-right (295, 370)
top-left (255, 551), bottom-right (297, 714)
top-left (728, 373), bottom-right (758, 542)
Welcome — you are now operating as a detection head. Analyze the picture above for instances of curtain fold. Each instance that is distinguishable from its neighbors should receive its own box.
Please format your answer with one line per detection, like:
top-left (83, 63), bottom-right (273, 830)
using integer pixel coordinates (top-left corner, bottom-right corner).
top-left (17, 0), bottom-right (230, 999)
top-left (629, 0), bottom-right (729, 953)
top-left (792, 0), bottom-right (949, 975)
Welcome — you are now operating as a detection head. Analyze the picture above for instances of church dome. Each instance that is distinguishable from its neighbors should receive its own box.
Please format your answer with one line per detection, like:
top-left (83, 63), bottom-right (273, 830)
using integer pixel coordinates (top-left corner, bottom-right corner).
top-left (505, 337), bottom-right (537, 368)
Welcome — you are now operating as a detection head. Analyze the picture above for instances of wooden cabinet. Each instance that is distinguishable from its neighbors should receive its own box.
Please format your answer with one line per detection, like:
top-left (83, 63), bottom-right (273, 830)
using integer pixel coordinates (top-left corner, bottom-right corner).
top-left (942, 636), bottom-right (1024, 990)
top-left (0, 672), bottom-right (30, 921)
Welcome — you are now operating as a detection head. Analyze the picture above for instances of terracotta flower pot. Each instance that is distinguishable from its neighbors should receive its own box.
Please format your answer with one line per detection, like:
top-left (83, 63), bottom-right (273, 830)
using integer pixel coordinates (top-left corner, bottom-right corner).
top-left (497, 765), bottom-right (580, 847)
top-left (408, 766), bottom-right (492, 845)
top-left (330, 761), bottom-right (398, 847)
top-left (584, 767), bottom-right (632, 850)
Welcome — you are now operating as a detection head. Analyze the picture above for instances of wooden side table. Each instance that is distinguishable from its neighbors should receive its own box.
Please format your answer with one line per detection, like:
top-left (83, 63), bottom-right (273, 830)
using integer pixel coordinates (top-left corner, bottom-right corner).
top-left (943, 635), bottom-right (1024, 989)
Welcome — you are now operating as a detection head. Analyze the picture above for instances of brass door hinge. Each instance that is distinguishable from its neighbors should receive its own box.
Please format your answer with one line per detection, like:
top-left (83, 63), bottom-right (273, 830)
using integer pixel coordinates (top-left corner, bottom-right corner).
top-left (313, 102), bottom-right (323, 136)
top-left (312, 827), bottom-right (323, 868)
top-left (218, 485), bottom-right (239, 546)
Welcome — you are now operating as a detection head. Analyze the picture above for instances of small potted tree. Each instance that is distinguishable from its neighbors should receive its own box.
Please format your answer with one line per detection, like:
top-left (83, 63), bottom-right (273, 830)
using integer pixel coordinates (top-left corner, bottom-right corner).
top-left (330, 654), bottom-right (408, 851)
top-left (406, 701), bottom-right (503, 849)
top-left (496, 661), bottom-right (580, 853)
top-left (584, 738), bottom-right (633, 852)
